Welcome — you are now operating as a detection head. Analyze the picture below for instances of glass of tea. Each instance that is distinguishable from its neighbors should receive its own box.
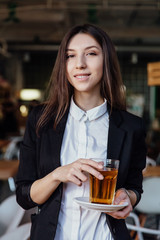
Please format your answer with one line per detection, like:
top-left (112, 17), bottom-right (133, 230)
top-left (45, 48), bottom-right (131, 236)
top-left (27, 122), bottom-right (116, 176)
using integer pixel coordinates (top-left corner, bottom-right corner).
top-left (89, 159), bottom-right (119, 205)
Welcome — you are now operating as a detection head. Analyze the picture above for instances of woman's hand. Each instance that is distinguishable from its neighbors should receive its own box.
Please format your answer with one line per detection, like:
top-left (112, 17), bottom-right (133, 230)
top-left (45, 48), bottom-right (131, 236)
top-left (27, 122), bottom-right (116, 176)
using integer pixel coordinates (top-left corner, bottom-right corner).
top-left (53, 158), bottom-right (104, 186)
top-left (106, 188), bottom-right (134, 219)
top-left (30, 158), bottom-right (103, 205)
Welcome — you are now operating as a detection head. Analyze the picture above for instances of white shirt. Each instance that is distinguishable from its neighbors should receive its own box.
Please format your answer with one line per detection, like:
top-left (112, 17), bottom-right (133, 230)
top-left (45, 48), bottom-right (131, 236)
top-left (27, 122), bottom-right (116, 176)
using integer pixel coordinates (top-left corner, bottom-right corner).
top-left (54, 98), bottom-right (113, 240)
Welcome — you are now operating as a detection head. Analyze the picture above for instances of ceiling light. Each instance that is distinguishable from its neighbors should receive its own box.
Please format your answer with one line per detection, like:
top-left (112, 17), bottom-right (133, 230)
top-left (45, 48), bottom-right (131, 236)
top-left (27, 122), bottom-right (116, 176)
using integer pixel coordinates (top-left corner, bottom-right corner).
top-left (20, 89), bottom-right (42, 101)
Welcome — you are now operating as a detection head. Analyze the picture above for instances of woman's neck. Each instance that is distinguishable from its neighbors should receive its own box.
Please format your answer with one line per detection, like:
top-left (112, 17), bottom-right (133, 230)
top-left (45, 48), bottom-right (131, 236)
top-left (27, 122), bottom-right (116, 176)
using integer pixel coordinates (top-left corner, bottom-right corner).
top-left (73, 93), bottom-right (104, 111)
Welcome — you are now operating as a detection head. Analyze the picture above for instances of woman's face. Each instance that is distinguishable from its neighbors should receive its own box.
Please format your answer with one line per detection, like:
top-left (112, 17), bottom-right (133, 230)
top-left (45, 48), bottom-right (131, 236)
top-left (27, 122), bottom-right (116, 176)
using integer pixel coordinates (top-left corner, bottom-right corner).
top-left (66, 33), bottom-right (103, 97)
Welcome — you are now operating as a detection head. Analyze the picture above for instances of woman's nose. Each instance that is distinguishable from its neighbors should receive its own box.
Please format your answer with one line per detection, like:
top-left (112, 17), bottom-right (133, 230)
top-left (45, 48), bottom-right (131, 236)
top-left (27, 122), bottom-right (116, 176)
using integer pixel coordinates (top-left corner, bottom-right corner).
top-left (76, 55), bottom-right (86, 69)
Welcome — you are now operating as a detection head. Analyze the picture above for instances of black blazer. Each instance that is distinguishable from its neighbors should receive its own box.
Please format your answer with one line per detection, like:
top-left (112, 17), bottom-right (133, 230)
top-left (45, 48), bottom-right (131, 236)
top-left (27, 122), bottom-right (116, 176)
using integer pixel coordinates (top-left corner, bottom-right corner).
top-left (16, 104), bottom-right (146, 240)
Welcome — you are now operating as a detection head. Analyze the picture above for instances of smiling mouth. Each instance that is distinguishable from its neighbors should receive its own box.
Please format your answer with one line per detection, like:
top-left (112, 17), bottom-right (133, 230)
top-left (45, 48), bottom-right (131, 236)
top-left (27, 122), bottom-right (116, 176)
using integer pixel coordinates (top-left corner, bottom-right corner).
top-left (74, 74), bottom-right (91, 80)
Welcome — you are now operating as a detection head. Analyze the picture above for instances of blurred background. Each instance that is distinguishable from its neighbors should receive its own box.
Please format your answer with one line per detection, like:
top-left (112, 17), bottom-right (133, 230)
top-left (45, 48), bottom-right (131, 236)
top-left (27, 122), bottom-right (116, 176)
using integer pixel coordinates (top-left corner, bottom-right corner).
top-left (0, 1), bottom-right (160, 239)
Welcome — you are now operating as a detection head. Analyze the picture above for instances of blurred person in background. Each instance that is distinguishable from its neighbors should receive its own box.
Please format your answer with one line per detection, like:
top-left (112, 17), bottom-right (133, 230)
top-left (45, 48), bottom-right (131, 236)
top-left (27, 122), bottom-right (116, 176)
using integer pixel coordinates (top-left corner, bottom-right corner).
top-left (0, 75), bottom-right (19, 139)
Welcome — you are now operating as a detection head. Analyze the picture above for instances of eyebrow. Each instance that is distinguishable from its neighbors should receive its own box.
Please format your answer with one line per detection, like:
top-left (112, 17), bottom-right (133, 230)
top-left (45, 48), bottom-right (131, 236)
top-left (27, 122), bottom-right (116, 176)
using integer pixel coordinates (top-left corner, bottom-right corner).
top-left (66, 46), bottom-right (100, 51)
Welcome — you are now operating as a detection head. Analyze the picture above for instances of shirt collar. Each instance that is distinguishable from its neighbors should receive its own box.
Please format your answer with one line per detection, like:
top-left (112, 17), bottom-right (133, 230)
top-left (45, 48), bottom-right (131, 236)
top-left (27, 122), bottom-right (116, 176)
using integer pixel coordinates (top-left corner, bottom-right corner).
top-left (69, 97), bottom-right (107, 121)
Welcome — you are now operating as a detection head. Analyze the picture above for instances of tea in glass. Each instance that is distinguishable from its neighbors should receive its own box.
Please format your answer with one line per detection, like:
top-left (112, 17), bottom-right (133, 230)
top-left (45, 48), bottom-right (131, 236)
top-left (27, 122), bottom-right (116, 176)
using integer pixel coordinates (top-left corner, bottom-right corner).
top-left (89, 159), bottom-right (119, 204)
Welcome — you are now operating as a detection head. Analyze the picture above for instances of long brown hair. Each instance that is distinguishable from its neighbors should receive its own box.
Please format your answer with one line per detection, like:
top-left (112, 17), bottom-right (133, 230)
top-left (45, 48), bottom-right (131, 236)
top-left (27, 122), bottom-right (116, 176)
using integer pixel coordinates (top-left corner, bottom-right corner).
top-left (36, 24), bottom-right (126, 134)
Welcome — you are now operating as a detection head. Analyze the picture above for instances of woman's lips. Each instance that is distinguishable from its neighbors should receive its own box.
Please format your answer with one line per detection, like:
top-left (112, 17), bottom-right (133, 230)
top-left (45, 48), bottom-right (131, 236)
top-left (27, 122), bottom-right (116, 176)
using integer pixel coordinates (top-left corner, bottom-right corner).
top-left (74, 74), bottom-right (90, 80)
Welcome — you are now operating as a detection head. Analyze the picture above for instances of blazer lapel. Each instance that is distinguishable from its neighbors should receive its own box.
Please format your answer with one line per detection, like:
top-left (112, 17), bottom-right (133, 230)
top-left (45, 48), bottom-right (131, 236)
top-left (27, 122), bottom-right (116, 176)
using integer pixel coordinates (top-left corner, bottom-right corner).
top-left (42, 109), bottom-right (69, 172)
top-left (53, 109), bottom-right (70, 168)
top-left (107, 107), bottom-right (126, 160)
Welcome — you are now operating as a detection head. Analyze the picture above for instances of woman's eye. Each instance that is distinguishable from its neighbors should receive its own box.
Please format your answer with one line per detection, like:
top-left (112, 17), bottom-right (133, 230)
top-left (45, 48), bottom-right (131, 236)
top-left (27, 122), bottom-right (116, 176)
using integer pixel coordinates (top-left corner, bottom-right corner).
top-left (66, 54), bottom-right (75, 59)
top-left (87, 52), bottom-right (97, 56)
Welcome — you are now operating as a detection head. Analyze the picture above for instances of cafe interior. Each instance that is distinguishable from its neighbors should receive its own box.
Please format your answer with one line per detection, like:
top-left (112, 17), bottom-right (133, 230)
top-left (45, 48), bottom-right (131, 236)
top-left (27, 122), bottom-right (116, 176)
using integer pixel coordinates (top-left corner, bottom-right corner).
top-left (0, 0), bottom-right (160, 239)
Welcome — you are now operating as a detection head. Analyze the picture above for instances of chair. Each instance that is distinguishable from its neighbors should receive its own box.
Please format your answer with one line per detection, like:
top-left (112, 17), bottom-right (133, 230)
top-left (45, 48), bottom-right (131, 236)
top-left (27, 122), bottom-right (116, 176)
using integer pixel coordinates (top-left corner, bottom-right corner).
top-left (127, 212), bottom-right (160, 240)
top-left (3, 136), bottom-right (22, 160)
top-left (0, 194), bottom-right (25, 236)
top-left (127, 177), bottom-right (160, 240)
top-left (0, 136), bottom-right (22, 191)
top-left (0, 222), bottom-right (31, 240)
top-left (136, 177), bottom-right (160, 215)
top-left (0, 159), bottom-right (19, 191)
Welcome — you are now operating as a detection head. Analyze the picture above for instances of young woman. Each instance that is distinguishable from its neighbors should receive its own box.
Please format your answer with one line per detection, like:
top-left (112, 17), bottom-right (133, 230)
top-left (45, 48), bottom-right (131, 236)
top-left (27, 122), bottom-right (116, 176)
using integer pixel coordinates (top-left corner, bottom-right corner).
top-left (16, 24), bottom-right (146, 240)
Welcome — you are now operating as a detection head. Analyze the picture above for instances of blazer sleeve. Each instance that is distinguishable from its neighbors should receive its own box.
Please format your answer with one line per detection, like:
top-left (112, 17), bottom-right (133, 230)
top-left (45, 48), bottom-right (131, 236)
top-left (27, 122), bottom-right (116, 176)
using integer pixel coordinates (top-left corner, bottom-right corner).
top-left (16, 107), bottom-right (40, 210)
top-left (124, 118), bottom-right (147, 206)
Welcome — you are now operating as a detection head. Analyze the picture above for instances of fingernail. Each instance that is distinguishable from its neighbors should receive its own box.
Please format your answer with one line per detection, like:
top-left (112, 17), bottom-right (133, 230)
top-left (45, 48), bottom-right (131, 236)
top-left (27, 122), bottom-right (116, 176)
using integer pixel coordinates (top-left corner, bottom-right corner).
top-left (114, 199), bottom-right (119, 205)
top-left (99, 174), bottom-right (104, 180)
top-left (98, 164), bottom-right (103, 168)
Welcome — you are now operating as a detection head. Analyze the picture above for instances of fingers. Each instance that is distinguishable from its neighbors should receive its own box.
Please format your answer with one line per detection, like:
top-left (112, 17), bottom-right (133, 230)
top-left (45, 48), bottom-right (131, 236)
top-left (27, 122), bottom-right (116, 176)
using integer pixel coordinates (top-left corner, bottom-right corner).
top-left (68, 167), bottom-right (87, 186)
top-left (77, 158), bottom-right (104, 180)
top-left (67, 173), bottom-right (83, 186)
top-left (66, 158), bottom-right (104, 185)
top-left (105, 189), bottom-right (133, 219)
top-left (80, 158), bottom-right (104, 170)
top-left (107, 205), bottom-right (132, 219)
top-left (114, 189), bottom-right (127, 205)
top-left (81, 165), bottom-right (104, 180)
top-left (57, 158), bottom-right (104, 185)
